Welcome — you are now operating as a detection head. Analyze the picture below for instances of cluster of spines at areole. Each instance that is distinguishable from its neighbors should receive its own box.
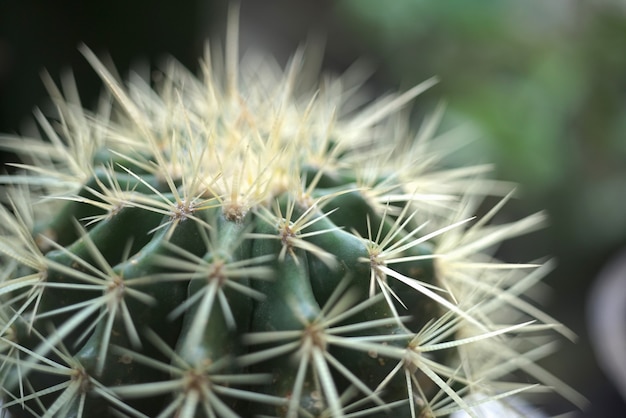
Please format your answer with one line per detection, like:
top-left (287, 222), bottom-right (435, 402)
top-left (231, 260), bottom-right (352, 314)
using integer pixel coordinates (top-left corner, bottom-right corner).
top-left (0, 10), bottom-right (586, 418)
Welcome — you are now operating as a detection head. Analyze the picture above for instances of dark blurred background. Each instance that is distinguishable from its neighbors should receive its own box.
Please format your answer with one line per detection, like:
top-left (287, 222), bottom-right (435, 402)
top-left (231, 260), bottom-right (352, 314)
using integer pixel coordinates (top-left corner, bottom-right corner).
top-left (2, 1), bottom-right (625, 416)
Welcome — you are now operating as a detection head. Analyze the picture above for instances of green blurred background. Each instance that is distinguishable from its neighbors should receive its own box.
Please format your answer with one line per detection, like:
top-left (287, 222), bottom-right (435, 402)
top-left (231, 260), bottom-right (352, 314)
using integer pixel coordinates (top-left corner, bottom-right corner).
top-left (1, 1), bottom-right (625, 416)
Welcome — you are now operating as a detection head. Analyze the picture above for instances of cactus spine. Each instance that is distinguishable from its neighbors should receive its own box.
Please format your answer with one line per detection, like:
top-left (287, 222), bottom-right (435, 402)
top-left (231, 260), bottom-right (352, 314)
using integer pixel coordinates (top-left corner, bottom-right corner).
top-left (0, 14), bottom-right (584, 418)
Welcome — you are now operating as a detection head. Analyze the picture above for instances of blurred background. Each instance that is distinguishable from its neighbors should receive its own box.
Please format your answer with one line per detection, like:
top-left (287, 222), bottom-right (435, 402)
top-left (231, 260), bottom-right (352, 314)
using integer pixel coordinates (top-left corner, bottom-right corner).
top-left (1, 0), bottom-right (625, 416)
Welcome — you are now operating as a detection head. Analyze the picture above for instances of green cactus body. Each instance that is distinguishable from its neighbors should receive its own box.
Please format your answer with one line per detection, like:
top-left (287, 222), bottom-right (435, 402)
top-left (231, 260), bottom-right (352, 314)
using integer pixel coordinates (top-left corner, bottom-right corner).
top-left (0, 13), bottom-right (587, 418)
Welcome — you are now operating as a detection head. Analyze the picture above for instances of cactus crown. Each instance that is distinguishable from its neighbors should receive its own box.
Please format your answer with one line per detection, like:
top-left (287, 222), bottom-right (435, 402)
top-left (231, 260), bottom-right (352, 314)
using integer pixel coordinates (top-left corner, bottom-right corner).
top-left (0, 11), bottom-right (584, 418)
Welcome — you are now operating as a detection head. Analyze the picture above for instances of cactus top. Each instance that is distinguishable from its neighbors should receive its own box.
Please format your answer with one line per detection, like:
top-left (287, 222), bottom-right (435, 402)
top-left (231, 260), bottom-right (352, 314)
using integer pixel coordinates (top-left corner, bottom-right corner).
top-left (0, 11), bottom-right (586, 418)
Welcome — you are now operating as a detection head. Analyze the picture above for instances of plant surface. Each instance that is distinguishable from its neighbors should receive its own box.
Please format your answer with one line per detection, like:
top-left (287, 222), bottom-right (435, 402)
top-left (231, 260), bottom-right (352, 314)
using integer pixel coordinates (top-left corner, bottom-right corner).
top-left (0, 13), bottom-right (585, 418)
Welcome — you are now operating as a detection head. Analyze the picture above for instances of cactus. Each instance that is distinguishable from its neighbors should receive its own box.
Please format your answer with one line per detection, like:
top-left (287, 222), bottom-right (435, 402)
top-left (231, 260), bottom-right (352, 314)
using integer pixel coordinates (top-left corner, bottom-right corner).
top-left (0, 14), bottom-right (585, 418)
